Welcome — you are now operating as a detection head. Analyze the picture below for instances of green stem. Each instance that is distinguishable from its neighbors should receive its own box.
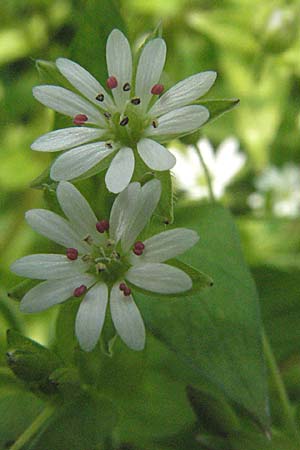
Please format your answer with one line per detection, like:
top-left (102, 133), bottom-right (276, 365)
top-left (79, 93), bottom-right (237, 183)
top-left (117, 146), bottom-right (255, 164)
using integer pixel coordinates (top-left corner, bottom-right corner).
top-left (263, 331), bottom-right (299, 439)
top-left (10, 405), bottom-right (55, 450)
top-left (194, 145), bottom-right (216, 203)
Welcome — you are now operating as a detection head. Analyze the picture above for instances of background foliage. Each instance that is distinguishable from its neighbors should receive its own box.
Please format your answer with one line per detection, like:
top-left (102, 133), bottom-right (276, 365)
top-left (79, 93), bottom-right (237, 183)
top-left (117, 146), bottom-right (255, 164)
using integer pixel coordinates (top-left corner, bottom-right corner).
top-left (1, 0), bottom-right (300, 449)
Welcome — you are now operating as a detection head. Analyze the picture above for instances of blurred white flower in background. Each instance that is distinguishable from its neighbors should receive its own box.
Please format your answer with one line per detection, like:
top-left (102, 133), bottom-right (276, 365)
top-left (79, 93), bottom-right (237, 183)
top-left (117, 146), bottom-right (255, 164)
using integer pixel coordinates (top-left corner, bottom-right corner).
top-left (169, 137), bottom-right (246, 199)
top-left (248, 163), bottom-right (300, 218)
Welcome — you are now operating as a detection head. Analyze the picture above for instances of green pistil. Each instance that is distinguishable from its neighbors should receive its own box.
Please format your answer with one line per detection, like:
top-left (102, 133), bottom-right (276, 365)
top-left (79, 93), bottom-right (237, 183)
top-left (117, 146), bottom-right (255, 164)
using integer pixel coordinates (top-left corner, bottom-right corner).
top-left (110, 104), bottom-right (151, 147)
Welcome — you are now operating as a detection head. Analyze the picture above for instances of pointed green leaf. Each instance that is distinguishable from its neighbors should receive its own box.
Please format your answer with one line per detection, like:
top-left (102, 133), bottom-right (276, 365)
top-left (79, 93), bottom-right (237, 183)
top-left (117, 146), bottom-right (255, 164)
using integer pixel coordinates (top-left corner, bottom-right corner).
top-left (137, 203), bottom-right (269, 429)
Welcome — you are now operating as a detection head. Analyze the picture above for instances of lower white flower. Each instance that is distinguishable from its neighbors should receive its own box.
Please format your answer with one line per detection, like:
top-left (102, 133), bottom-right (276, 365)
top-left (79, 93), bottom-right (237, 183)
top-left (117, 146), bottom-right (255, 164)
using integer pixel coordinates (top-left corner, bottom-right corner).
top-left (11, 180), bottom-right (199, 351)
top-left (170, 137), bottom-right (246, 199)
top-left (248, 163), bottom-right (300, 218)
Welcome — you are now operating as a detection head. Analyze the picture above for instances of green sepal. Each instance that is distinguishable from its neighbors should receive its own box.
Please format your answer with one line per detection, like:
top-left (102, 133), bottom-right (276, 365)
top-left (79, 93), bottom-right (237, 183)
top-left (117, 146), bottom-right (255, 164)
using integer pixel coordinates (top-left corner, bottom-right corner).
top-left (187, 385), bottom-right (240, 436)
top-left (49, 367), bottom-right (81, 399)
top-left (35, 59), bottom-right (73, 89)
top-left (201, 98), bottom-right (240, 124)
top-left (6, 330), bottom-right (62, 386)
top-left (7, 279), bottom-right (40, 302)
top-left (127, 259), bottom-right (213, 300)
top-left (30, 165), bottom-right (52, 189)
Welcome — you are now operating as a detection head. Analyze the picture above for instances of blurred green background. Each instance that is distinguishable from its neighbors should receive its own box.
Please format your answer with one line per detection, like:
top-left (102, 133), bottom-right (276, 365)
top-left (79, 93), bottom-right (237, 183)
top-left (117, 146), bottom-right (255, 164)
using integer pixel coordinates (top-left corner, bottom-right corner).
top-left (1, 0), bottom-right (300, 448)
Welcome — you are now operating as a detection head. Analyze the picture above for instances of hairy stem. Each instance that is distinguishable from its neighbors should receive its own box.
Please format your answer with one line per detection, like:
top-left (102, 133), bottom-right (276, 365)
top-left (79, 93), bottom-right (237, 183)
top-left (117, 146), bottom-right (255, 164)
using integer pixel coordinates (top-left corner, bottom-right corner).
top-left (10, 405), bottom-right (55, 450)
top-left (194, 144), bottom-right (216, 203)
top-left (263, 331), bottom-right (300, 439)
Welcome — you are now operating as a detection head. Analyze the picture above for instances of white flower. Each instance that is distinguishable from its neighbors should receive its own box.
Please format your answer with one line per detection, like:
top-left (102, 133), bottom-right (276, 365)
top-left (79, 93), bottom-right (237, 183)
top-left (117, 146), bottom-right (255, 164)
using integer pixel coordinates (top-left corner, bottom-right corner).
top-left (11, 180), bottom-right (199, 351)
top-left (31, 29), bottom-right (216, 193)
top-left (248, 163), bottom-right (300, 217)
top-left (170, 137), bottom-right (246, 199)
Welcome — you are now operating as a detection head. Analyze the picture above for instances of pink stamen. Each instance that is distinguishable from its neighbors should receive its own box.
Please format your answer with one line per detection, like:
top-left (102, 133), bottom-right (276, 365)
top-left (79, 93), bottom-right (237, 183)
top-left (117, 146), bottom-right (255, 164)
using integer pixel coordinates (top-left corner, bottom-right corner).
top-left (106, 76), bottom-right (118, 89)
top-left (151, 84), bottom-right (164, 95)
top-left (73, 114), bottom-right (88, 125)
top-left (96, 219), bottom-right (109, 233)
top-left (123, 287), bottom-right (131, 296)
top-left (74, 285), bottom-right (87, 297)
top-left (133, 241), bottom-right (145, 256)
top-left (119, 282), bottom-right (127, 291)
top-left (66, 248), bottom-right (78, 260)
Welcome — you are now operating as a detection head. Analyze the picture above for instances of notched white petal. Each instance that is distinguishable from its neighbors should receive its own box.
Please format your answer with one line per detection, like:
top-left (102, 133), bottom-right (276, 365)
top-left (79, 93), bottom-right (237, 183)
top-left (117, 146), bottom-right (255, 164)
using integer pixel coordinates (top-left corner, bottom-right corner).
top-left (75, 282), bottom-right (108, 352)
top-left (121, 179), bottom-right (161, 251)
top-left (25, 209), bottom-right (88, 253)
top-left (11, 254), bottom-right (88, 280)
top-left (130, 228), bottom-right (199, 264)
top-left (126, 263), bottom-right (192, 294)
top-left (146, 105), bottom-right (209, 138)
top-left (110, 283), bottom-right (145, 351)
top-left (135, 38), bottom-right (166, 110)
top-left (20, 274), bottom-right (95, 313)
top-left (33, 85), bottom-right (106, 126)
top-left (56, 181), bottom-right (101, 242)
top-left (105, 147), bottom-right (135, 194)
top-left (149, 71), bottom-right (217, 117)
top-left (56, 58), bottom-right (114, 110)
top-left (137, 138), bottom-right (176, 171)
top-left (31, 127), bottom-right (104, 152)
top-left (50, 142), bottom-right (114, 181)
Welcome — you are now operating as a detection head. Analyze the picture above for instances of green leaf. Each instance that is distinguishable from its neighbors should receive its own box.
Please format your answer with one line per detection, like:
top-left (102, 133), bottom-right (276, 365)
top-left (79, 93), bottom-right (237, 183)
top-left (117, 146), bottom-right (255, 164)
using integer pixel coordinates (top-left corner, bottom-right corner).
top-left (6, 330), bottom-right (62, 387)
top-left (35, 59), bottom-right (71, 87)
top-left (137, 203), bottom-right (269, 430)
top-left (31, 391), bottom-right (117, 450)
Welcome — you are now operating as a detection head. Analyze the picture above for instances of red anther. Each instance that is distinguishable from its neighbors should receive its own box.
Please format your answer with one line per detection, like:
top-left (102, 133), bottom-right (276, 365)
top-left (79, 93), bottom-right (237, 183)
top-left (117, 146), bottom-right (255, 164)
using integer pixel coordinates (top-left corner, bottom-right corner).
top-left (133, 248), bottom-right (143, 256)
top-left (151, 84), bottom-right (164, 95)
top-left (134, 241), bottom-right (145, 250)
top-left (106, 76), bottom-right (118, 89)
top-left (123, 287), bottom-right (131, 296)
top-left (96, 219), bottom-right (109, 233)
top-left (66, 248), bottom-right (78, 260)
top-left (73, 114), bottom-right (88, 125)
top-left (119, 282), bottom-right (127, 291)
top-left (73, 285), bottom-right (87, 297)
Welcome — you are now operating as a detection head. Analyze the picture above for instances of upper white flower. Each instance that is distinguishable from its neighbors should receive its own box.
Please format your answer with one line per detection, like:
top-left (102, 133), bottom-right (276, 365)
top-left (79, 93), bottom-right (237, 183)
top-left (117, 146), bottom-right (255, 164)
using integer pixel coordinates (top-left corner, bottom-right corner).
top-left (248, 163), bottom-right (300, 217)
top-left (31, 29), bottom-right (216, 193)
top-left (170, 137), bottom-right (246, 199)
top-left (11, 180), bottom-right (199, 351)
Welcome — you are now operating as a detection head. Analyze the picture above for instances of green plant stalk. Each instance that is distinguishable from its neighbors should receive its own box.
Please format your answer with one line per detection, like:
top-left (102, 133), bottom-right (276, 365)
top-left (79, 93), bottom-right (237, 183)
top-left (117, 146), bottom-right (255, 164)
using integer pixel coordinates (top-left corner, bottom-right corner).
top-left (194, 144), bottom-right (216, 203)
top-left (9, 404), bottom-right (55, 450)
top-left (263, 331), bottom-right (300, 439)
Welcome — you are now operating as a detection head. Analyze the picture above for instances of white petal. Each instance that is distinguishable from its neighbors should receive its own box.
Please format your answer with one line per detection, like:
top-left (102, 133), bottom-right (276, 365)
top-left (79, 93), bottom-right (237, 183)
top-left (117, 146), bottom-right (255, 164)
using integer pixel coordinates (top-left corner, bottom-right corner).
top-left (50, 142), bottom-right (114, 181)
top-left (137, 138), bottom-right (176, 171)
top-left (110, 283), bottom-right (145, 351)
top-left (135, 38), bottom-right (166, 111)
top-left (130, 228), bottom-right (199, 264)
top-left (109, 182), bottom-right (141, 244)
top-left (25, 209), bottom-right (88, 253)
top-left (75, 282), bottom-right (108, 351)
top-left (56, 181), bottom-right (101, 243)
top-left (33, 85), bottom-right (106, 126)
top-left (146, 105), bottom-right (209, 138)
top-left (20, 274), bottom-right (96, 313)
top-left (121, 179), bottom-right (161, 251)
top-left (105, 147), bottom-right (134, 194)
top-left (31, 127), bottom-right (104, 152)
top-left (56, 58), bottom-right (114, 110)
top-left (11, 254), bottom-right (88, 280)
top-left (106, 29), bottom-right (132, 109)
top-left (149, 71), bottom-right (217, 117)
top-left (126, 263), bottom-right (192, 293)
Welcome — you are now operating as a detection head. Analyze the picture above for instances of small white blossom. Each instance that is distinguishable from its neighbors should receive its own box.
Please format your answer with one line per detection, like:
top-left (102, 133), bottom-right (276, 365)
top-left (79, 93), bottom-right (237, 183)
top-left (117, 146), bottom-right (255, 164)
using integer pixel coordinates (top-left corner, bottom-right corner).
top-left (248, 163), bottom-right (300, 217)
top-left (31, 29), bottom-right (216, 193)
top-left (170, 137), bottom-right (246, 199)
top-left (11, 180), bottom-right (199, 351)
